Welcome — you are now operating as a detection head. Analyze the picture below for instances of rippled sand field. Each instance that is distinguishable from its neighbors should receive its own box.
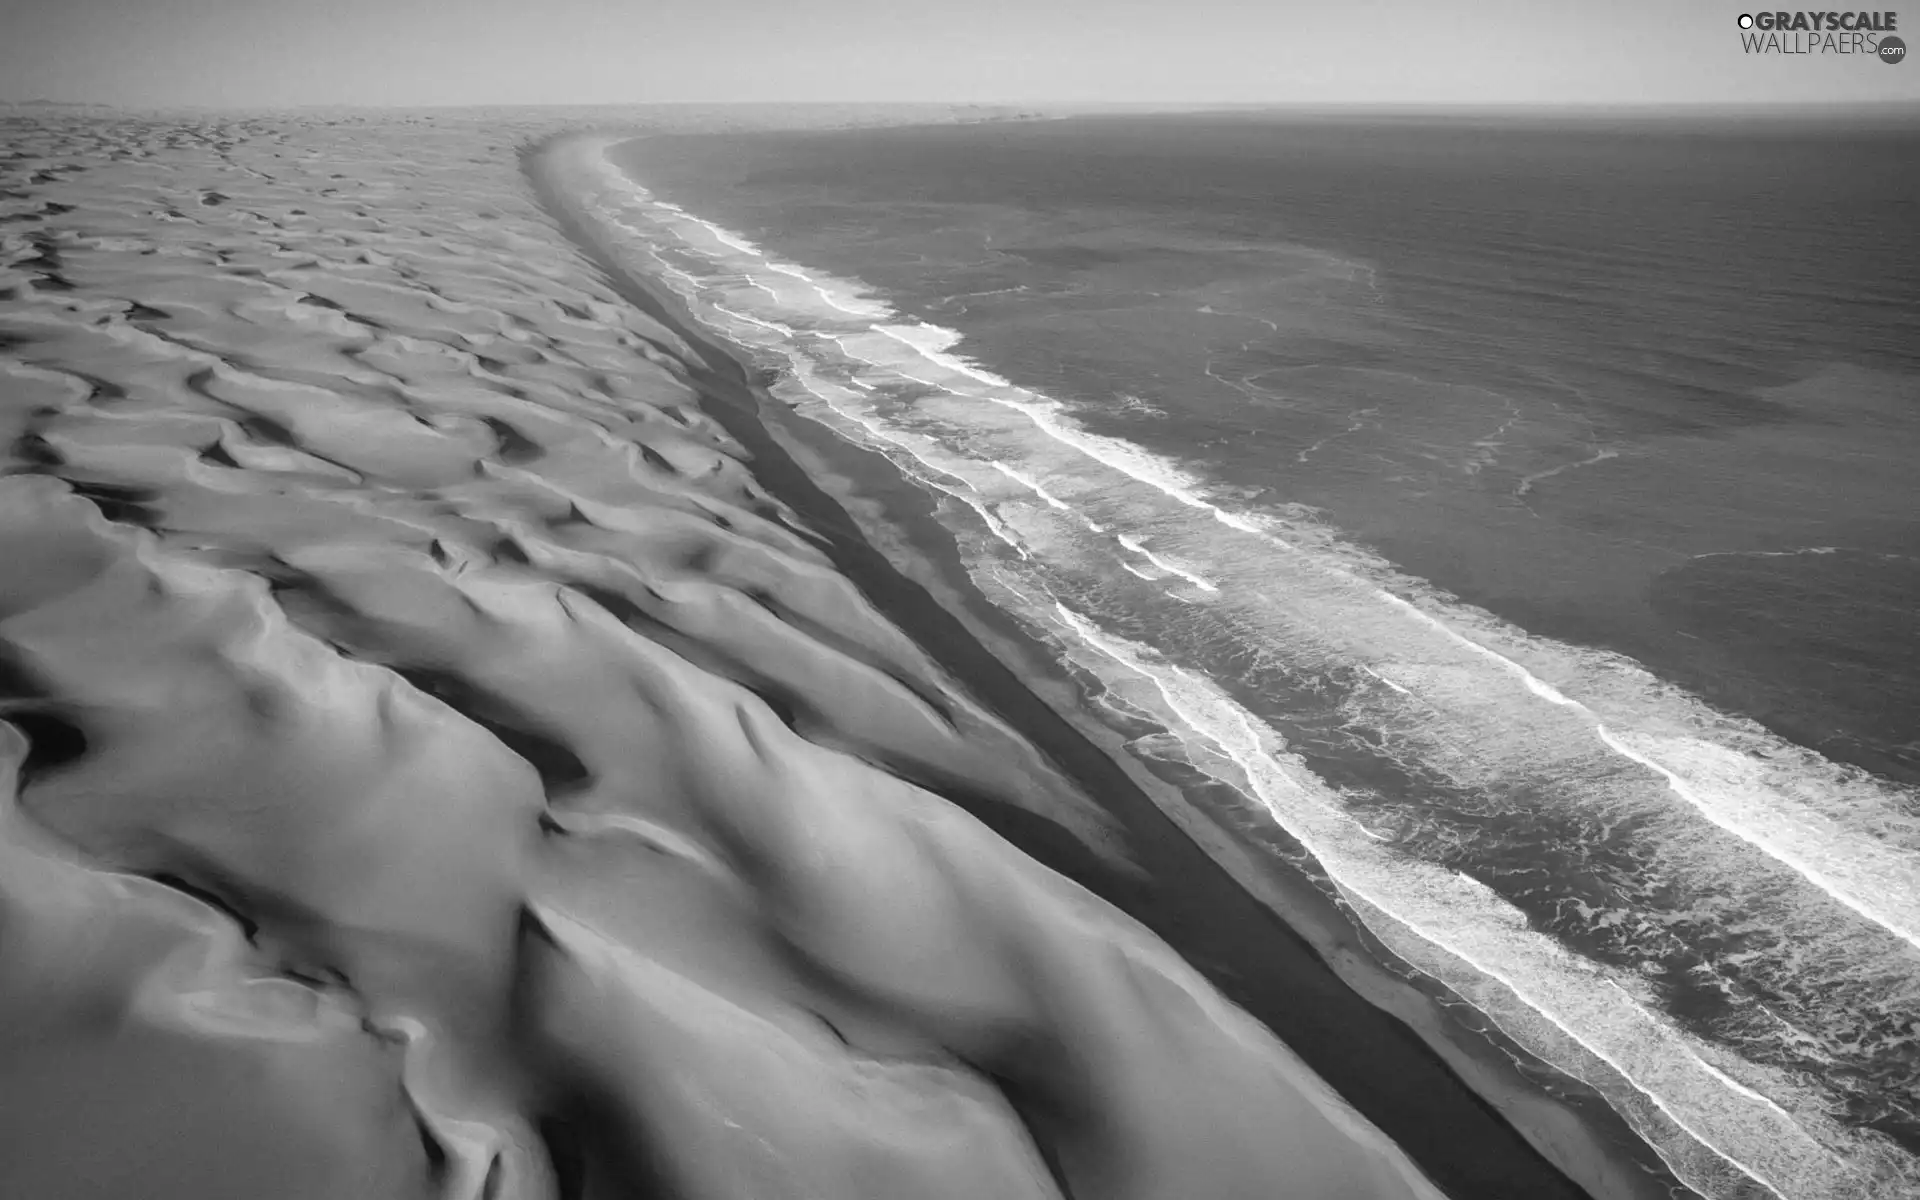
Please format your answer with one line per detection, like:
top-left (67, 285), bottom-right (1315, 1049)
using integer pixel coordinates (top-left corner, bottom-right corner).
top-left (0, 110), bottom-right (1450, 1200)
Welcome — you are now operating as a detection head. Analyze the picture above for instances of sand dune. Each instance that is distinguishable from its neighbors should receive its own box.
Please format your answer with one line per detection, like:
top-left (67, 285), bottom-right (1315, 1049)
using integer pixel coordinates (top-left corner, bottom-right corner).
top-left (0, 111), bottom-right (1445, 1199)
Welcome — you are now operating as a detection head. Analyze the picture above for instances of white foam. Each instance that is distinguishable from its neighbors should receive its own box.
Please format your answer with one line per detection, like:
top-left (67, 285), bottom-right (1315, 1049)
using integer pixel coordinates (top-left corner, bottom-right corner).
top-left (1595, 726), bottom-right (1920, 955)
top-left (708, 303), bottom-right (797, 339)
top-left (1359, 665), bottom-right (1413, 698)
top-left (989, 460), bottom-right (1071, 510)
top-left (666, 209), bottom-right (763, 256)
top-left (877, 322), bottom-right (1012, 385)
top-left (1048, 605), bottom-right (1817, 1200)
top-left (876, 321), bottom-right (964, 356)
top-left (1116, 534), bottom-right (1218, 593)
top-left (765, 262), bottom-right (892, 317)
top-left (768, 357), bottom-right (1029, 562)
top-left (1375, 587), bottom-right (1920, 955)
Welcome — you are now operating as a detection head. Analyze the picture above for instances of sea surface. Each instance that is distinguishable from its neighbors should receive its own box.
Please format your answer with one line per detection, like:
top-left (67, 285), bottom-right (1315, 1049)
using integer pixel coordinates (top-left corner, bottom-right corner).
top-left (588, 113), bottom-right (1920, 1199)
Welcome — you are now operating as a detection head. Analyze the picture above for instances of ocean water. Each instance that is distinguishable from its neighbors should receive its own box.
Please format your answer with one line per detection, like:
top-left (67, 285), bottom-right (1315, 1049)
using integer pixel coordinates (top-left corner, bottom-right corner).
top-left (576, 114), bottom-right (1920, 1199)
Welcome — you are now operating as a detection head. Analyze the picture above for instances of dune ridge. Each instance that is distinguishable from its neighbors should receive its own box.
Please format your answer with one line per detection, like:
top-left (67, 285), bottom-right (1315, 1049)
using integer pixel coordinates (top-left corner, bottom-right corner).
top-left (0, 111), bottom-right (1456, 1199)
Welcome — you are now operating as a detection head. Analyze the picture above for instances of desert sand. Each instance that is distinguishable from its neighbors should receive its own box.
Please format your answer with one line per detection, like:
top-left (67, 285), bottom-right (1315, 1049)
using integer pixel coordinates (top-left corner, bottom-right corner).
top-left (0, 108), bottom-right (1460, 1199)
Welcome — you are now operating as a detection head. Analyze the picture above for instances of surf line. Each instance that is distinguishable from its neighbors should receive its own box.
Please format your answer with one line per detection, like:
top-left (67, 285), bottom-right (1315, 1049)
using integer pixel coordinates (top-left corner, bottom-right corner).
top-left (1050, 600), bottom-right (1800, 1200)
top-left (961, 344), bottom-right (1920, 958)
top-left (581, 136), bottom-right (1920, 962)
top-left (1374, 587), bottom-right (1920, 956)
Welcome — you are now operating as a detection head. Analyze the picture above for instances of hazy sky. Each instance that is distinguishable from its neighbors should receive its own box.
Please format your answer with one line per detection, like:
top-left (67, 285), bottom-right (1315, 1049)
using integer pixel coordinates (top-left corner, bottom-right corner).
top-left (2, 0), bottom-right (1916, 109)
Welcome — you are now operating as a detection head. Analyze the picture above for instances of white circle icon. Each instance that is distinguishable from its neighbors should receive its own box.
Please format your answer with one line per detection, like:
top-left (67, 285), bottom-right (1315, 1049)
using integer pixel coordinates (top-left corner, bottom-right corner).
top-left (1737, 13), bottom-right (1754, 28)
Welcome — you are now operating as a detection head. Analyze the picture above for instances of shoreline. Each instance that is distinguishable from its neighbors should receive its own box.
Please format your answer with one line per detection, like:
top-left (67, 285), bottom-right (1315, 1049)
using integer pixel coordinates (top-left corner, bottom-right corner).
top-left (525, 132), bottom-right (1697, 1200)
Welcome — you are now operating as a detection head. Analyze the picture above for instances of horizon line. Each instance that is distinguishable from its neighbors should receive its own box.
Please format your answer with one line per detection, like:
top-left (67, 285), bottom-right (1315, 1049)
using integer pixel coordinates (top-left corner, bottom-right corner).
top-left (5, 97), bottom-right (1919, 118)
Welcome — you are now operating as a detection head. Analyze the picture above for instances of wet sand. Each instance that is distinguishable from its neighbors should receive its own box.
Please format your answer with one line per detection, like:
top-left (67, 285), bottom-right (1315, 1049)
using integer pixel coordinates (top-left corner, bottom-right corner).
top-left (2, 108), bottom-right (1669, 1200)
